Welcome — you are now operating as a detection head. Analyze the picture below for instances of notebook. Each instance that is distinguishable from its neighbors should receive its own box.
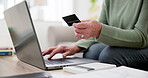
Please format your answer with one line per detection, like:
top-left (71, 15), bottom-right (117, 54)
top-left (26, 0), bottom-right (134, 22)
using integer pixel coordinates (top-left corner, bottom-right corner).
top-left (4, 1), bottom-right (97, 70)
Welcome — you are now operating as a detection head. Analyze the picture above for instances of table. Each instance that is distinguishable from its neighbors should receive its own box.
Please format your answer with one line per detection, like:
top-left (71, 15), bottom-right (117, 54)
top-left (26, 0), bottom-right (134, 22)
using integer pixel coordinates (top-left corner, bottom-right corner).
top-left (0, 55), bottom-right (72, 77)
top-left (1, 54), bottom-right (147, 78)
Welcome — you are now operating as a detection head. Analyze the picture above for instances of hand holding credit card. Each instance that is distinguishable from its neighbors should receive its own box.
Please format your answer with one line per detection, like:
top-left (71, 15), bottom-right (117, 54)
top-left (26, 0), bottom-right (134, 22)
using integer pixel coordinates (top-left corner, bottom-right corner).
top-left (62, 14), bottom-right (81, 26)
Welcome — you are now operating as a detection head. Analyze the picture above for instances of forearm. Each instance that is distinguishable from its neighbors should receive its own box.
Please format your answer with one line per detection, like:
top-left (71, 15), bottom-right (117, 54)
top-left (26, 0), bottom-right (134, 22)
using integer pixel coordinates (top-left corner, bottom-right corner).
top-left (97, 24), bottom-right (146, 48)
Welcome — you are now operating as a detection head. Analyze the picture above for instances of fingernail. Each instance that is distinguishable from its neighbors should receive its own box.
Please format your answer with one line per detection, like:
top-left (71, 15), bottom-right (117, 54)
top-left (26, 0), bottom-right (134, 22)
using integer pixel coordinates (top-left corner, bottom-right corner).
top-left (62, 54), bottom-right (66, 58)
top-left (48, 58), bottom-right (51, 60)
top-left (42, 53), bottom-right (45, 56)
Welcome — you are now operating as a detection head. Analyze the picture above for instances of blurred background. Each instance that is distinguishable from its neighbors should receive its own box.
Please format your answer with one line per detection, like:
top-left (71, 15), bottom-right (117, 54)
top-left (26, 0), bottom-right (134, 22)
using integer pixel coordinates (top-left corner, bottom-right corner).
top-left (0, 0), bottom-right (103, 23)
top-left (0, 0), bottom-right (104, 51)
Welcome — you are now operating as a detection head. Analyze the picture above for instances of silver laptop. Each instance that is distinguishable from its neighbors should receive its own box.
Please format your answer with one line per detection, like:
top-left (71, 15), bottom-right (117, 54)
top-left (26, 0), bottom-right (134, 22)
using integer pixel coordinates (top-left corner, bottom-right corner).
top-left (4, 1), bottom-right (96, 70)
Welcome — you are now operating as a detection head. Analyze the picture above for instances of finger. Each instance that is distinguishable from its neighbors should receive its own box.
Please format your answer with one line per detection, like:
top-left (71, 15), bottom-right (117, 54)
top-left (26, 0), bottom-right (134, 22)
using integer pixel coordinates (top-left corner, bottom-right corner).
top-left (75, 33), bottom-right (85, 39)
top-left (48, 46), bottom-right (65, 59)
top-left (75, 33), bottom-right (81, 39)
top-left (83, 34), bottom-right (91, 39)
top-left (42, 47), bottom-right (56, 56)
top-left (73, 23), bottom-right (88, 29)
top-left (62, 51), bottom-right (73, 58)
top-left (74, 28), bottom-right (85, 34)
top-left (81, 20), bottom-right (91, 22)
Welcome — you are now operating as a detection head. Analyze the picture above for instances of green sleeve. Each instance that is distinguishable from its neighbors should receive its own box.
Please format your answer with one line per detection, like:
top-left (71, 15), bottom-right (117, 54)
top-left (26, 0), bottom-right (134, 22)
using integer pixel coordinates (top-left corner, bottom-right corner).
top-left (97, 0), bottom-right (148, 48)
top-left (74, 37), bottom-right (98, 49)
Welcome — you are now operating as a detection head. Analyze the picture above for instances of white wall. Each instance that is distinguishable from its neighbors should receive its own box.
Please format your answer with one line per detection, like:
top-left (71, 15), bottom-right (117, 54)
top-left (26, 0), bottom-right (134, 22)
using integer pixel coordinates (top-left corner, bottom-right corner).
top-left (73, 0), bottom-right (103, 20)
top-left (73, 0), bottom-right (91, 20)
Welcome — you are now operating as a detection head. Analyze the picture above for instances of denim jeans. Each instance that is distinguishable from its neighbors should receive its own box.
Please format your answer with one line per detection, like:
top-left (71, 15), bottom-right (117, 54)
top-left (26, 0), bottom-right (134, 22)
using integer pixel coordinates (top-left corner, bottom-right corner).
top-left (83, 43), bottom-right (148, 71)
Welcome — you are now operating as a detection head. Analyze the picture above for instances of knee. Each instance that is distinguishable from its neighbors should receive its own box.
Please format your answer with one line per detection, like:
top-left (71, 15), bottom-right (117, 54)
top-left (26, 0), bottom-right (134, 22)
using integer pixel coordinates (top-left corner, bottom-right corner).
top-left (83, 44), bottom-right (101, 60)
top-left (99, 47), bottom-right (121, 66)
top-left (83, 43), bottom-right (107, 60)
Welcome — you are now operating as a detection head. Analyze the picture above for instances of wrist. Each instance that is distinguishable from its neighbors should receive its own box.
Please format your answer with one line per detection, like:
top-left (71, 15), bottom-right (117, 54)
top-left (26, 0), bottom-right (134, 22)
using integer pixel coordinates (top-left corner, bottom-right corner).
top-left (76, 46), bottom-right (86, 52)
top-left (94, 22), bottom-right (102, 38)
top-left (97, 23), bottom-right (102, 38)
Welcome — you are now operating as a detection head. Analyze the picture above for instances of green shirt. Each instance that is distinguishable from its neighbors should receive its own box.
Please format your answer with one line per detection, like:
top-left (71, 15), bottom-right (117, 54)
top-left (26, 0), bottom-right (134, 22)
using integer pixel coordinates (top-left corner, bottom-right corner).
top-left (74, 0), bottom-right (148, 49)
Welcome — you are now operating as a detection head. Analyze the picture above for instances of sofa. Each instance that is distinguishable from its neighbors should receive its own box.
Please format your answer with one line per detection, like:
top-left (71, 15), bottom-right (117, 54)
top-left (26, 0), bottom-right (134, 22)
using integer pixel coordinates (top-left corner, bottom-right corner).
top-left (47, 26), bottom-right (79, 47)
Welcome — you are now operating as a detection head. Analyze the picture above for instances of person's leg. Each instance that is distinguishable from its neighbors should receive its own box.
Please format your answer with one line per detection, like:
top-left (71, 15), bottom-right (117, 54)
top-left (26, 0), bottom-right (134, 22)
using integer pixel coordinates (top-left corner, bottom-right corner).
top-left (83, 43), bottom-right (107, 60)
top-left (99, 46), bottom-right (148, 71)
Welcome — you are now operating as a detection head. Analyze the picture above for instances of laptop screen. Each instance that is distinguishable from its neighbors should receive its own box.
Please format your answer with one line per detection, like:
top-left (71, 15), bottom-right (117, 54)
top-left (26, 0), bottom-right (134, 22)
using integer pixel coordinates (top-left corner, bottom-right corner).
top-left (4, 1), bottom-right (46, 70)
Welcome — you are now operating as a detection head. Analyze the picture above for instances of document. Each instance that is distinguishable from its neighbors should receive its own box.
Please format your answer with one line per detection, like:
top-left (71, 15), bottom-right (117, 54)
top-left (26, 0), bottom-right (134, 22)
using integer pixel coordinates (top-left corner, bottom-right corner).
top-left (63, 66), bottom-right (148, 78)
top-left (63, 62), bottom-right (116, 74)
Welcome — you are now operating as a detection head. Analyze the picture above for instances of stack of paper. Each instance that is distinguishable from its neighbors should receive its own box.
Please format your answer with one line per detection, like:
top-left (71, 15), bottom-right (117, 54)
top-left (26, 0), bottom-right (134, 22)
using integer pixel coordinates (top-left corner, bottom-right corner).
top-left (63, 66), bottom-right (148, 78)
top-left (63, 62), bottom-right (116, 74)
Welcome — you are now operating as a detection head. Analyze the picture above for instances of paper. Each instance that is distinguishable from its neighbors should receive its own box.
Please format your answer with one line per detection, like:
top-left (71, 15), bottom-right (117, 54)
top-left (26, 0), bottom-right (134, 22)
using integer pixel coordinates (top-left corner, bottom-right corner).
top-left (63, 66), bottom-right (148, 78)
top-left (78, 62), bottom-right (116, 70)
top-left (63, 62), bottom-right (116, 74)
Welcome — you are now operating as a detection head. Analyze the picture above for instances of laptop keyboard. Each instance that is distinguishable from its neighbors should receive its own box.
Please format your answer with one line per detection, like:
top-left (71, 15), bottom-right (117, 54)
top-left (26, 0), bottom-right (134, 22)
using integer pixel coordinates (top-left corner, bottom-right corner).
top-left (45, 59), bottom-right (72, 65)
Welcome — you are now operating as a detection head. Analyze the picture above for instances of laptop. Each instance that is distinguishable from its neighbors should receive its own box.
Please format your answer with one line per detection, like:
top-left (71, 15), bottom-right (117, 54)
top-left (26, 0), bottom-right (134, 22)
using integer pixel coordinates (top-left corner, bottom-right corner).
top-left (4, 1), bottom-right (97, 70)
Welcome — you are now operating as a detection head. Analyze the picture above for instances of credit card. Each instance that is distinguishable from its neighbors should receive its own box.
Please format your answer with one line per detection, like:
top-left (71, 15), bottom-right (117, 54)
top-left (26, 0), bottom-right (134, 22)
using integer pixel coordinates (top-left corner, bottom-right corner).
top-left (62, 14), bottom-right (81, 26)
